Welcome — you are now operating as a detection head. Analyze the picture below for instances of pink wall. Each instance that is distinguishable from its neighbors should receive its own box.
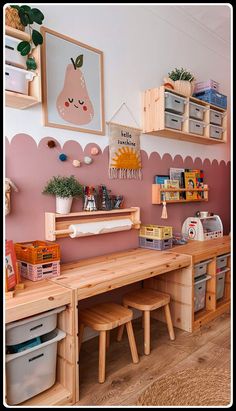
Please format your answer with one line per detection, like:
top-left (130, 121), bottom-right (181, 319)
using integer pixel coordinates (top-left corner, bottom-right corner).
top-left (5, 135), bottom-right (230, 263)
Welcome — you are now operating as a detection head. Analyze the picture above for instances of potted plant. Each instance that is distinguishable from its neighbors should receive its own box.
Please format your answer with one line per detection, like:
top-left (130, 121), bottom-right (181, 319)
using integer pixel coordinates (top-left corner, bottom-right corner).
top-left (43, 175), bottom-right (83, 214)
top-left (164, 67), bottom-right (195, 97)
top-left (6, 5), bottom-right (44, 70)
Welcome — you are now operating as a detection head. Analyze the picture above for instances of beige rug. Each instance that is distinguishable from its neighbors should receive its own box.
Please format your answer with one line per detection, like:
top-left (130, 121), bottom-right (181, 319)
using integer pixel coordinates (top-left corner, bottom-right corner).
top-left (136, 368), bottom-right (231, 406)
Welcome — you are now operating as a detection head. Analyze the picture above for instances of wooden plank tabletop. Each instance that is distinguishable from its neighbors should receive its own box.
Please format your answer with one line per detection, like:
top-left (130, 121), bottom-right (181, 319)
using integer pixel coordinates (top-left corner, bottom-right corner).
top-left (51, 248), bottom-right (191, 301)
top-left (172, 236), bottom-right (231, 263)
top-left (5, 279), bottom-right (72, 324)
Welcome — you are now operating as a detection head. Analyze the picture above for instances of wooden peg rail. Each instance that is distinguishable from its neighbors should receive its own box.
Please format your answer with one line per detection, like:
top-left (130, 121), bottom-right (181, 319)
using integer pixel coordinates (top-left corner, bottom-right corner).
top-left (45, 207), bottom-right (141, 241)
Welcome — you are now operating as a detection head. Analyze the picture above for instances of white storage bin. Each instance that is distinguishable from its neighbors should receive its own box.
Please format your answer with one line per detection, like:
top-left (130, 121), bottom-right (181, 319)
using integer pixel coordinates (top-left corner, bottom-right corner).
top-left (165, 92), bottom-right (186, 114)
top-left (210, 109), bottom-right (224, 126)
top-left (216, 254), bottom-right (230, 270)
top-left (194, 259), bottom-right (212, 279)
top-left (5, 64), bottom-right (35, 95)
top-left (5, 35), bottom-right (27, 68)
top-left (6, 306), bottom-right (66, 345)
top-left (189, 102), bottom-right (205, 121)
top-left (189, 119), bottom-right (206, 135)
top-left (6, 328), bottom-right (66, 405)
top-left (165, 112), bottom-right (184, 130)
top-left (209, 124), bottom-right (224, 140)
top-left (194, 275), bottom-right (211, 312)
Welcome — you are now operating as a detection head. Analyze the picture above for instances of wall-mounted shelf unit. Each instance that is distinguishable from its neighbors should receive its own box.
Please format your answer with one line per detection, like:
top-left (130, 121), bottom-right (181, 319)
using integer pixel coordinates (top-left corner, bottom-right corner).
top-left (142, 86), bottom-right (227, 144)
top-left (45, 207), bottom-right (141, 241)
top-left (5, 25), bottom-right (41, 109)
top-left (152, 184), bottom-right (209, 204)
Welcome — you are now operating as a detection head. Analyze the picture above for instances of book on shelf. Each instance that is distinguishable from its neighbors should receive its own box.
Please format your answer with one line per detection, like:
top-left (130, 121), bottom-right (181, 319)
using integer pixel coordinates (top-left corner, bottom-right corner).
top-left (5, 239), bottom-right (18, 292)
top-left (184, 171), bottom-right (198, 200)
top-left (163, 179), bottom-right (180, 201)
top-left (169, 167), bottom-right (185, 199)
top-left (191, 169), bottom-right (204, 199)
top-left (154, 175), bottom-right (170, 201)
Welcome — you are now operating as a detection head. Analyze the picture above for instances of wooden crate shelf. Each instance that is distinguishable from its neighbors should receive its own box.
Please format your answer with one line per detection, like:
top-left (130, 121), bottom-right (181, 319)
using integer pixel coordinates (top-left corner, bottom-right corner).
top-left (142, 86), bottom-right (227, 144)
top-left (5, 25), bottom-right (41, 109)
top-left (152, 184), bottom-right (208, 204)
top-left (45, 207), bottom-right (141, 241)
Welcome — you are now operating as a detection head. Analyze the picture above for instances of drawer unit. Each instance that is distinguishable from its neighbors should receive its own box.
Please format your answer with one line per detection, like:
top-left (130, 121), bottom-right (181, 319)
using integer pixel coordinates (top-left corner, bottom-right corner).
top-left (6, 306), bottom-right (66, 345)
top-left (165, 112), bottom-right (184, 131)
top-left (189, 102), bottom-right (205, 121)
top-left (165, 92), bottom-right (186, 114)
top-left (210, 109), bottom-right (224, 126)
top-left (139, 237), bottom-right (173, 250)
top-left (209, 125), bottom-right (224, 140)
top-left (194, 274), bottom-right (211, 312)
top-left (189, 119), bottom-right (206, 136)
top-left (5, 35), bottom-right (27, 68)
top-left (216, 253), bottom-right (230, 270)
top-left (5, 64), bottom-right (35, 95)
top-left (194, 259), bottom-right (212, 279)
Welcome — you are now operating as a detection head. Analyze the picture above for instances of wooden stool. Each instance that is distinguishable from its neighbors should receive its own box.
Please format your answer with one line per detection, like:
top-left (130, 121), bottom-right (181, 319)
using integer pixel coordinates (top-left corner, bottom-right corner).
top-left (79, 302), bottom-right (139, 383)
top-left (117, 288), bottom-right (175, 355)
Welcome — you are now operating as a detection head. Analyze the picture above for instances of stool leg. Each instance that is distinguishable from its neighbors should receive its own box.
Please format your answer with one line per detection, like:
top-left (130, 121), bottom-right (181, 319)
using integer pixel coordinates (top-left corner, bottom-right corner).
top-left (117, 303), bottom-right (128, 342)
top-left (142, 312), bottom-right (145, 329)
top-left (78, 323), bottom-right (84, 353)
top-left (144, 310), bottom-right (150, 355)
top-left (164, 304), bottom-right (175, 341)
top-left (99, 331), bottom-right (106, 383)
top-left (126, 321), bottom-right (139, 364)
top-left (106, 330), bottom-right (110, 350)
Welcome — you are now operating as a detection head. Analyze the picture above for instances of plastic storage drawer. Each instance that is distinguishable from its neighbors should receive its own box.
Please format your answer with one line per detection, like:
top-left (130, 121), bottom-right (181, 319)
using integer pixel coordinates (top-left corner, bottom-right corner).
top-left (216, 254), bottom-right (230, 270)
top-left (6, 306), bottom-right (66, 346)
top-left (5, 35), bottom-right (27, 68)
top-left (189, 102), bottom-right (205, 121)
top-left (194, 79), bottom-right (219, 93)
top-left (165, 112), bottom-right (183, 130)
top-left (209, 125), bottom-right (224, 140)
top-left (139, 224), bottom-right (172, 240)
top-left (165, 92), bottom-right (186, 114)
top-left (216, 271), bottom-right (226, 300)
top-left (189, 119), bottom-right (206, 135)
top-left (194, 275), bottom-right (211, 312)
top-left (194, 259), bottom-right (212, 279)
top-left (210, 109), bottom-right (224, 126)
top-left (5, 64), bottom-right (35, 95)
top-left (139, 237), bottom-right (172, 250)
top-left (6, 328), bottom-right (66, 405)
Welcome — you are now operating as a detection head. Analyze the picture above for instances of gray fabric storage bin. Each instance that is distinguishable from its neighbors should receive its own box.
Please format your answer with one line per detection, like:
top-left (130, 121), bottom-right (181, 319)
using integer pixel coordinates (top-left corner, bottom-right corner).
top-left (165, 112), bottom-right (183, 130)
top-left (210, 109), bottom-right (224, 126)
top-left (6, 306), bottom-right (66, 345)
top-left (165, 92), bottom-right (186, 114)
top-left (209, 125), bottom-right (223, 140)
top-left (216, 271), bottom-right (226, 300)
top-left (6, 328), bottom-right (66, 405)
top-left (194, 259), bottom-right (212, 279)
top-left (194, 275), bottom-right (211, 312)
top-left (189, 102), bottom-right (205, 121)
top-left (139, 237), bottom-right (172, 250)
top-left (216, 254), bottom-right (230, 269)
top-left (189, 119), bottom-right (205, 135)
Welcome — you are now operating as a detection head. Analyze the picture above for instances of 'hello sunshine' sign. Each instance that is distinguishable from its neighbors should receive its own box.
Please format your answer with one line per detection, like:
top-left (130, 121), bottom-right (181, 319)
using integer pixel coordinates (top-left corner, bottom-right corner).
top-left (108, 122), bottom-right (142, 179)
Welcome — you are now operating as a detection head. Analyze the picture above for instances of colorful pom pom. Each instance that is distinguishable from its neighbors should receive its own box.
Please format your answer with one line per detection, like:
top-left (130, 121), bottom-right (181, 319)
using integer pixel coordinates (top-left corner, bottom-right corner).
top-left (72, 160), bottom-right (81, 167)
top-left (59, 153), bottom-right (67, 161)
top-left (91, 147), bottom-right (99, 155)
top-left (84, 156), bottom-right (93, 165)
top-left (47, 140), bottom-right (56, 148)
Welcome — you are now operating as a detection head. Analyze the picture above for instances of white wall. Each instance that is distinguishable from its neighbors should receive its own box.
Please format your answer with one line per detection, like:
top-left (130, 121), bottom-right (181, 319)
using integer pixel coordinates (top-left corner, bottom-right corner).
top-left (5, 4), bottom-right (231, 162)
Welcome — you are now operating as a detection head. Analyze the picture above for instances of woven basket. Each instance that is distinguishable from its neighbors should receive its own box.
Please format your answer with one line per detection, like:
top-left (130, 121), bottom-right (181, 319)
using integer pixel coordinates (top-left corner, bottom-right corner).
top-left (5, 7), bottom-right (25, 31)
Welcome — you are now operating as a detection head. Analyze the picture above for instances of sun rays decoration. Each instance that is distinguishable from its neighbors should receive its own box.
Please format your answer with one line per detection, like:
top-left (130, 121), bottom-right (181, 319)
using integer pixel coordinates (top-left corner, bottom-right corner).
top-left (111, 147), bottom-right (142, 170)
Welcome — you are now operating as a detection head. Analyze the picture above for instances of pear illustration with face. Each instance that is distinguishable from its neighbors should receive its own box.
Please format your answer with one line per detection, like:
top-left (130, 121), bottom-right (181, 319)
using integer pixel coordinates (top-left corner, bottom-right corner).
top-left (56, 55), bottom-right (94, 125)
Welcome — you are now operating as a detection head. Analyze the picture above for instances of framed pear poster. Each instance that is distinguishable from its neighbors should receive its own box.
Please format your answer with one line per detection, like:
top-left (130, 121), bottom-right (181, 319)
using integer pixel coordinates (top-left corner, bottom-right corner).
top-left (41, 27), bottom-right (105, 135)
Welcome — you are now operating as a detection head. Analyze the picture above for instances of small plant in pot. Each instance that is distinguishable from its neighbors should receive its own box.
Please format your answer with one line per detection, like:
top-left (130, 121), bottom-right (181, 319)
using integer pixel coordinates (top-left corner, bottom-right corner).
top-left (164, 67), bottom-right (195, 97)
top-left (43, 175), bottom-right (83, 214)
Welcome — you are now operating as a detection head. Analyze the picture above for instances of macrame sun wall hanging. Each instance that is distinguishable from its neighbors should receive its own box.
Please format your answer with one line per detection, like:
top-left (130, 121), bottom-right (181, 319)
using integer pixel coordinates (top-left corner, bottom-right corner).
top-left (108, 103), bottom-right (142, 180)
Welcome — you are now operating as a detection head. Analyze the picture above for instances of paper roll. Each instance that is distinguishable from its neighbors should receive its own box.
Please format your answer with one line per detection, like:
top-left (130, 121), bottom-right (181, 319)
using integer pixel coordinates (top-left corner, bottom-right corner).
top-left (69, 218), bottom-right (133, 238)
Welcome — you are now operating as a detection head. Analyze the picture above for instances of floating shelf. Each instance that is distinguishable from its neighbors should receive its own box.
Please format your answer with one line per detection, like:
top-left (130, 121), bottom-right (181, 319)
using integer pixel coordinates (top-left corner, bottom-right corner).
top-left (152, 184), bottom-right (209, 204)
top-left (45, 208), bottom-right (141, 241)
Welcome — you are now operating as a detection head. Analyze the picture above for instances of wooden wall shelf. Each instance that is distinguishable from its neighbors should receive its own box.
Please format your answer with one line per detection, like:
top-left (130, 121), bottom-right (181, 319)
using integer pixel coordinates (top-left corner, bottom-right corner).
top-left (5, 25), bottom-right (41, 109)
top-left (142, 86), bottom-right (227, 144)
top-left (152, 184), bottom-right (209, 204)
top-left (45, 207), bottom-right (141, 241)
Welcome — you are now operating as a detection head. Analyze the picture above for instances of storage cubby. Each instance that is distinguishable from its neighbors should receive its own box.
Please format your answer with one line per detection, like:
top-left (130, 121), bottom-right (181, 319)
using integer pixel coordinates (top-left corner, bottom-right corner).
top-left (142, 86), bottom-right (227, 144)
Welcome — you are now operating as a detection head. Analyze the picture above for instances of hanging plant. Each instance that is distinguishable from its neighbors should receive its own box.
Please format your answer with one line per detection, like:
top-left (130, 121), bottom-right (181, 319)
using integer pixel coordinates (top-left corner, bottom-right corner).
top-left (10, 5), bottom-right (44, 70)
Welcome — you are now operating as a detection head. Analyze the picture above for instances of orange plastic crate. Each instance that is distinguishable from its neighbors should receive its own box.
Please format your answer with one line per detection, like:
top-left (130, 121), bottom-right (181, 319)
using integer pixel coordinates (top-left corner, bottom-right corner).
top-left (14, 241), bottom-right (60, 264)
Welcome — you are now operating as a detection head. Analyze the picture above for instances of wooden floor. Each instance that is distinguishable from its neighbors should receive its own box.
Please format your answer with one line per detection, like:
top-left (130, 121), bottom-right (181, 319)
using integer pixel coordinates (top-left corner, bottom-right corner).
top-left (77, 312), bottom-right (230, 406)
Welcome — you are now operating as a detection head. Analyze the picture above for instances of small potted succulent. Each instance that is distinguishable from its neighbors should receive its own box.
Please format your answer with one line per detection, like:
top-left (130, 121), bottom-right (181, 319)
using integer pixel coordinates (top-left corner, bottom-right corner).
top-left (43, 175), bottom-right (83, 214)
top-left (164, 67), bottom-right (195, 97)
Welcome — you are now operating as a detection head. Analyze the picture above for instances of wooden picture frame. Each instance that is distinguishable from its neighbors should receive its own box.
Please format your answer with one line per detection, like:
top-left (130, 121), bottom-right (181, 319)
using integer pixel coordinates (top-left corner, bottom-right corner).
top-left (41, 27), bottom-right (105, 135)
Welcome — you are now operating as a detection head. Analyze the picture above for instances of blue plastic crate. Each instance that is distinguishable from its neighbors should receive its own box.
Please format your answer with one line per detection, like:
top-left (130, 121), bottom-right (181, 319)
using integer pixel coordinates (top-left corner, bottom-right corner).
top-left (193, 89), bottom-right (227, 109)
